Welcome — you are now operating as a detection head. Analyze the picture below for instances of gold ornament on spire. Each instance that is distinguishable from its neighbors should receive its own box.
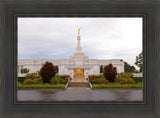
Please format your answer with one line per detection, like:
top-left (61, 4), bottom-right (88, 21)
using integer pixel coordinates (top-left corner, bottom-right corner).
top-left (78, 28), bottom-right (80, 35)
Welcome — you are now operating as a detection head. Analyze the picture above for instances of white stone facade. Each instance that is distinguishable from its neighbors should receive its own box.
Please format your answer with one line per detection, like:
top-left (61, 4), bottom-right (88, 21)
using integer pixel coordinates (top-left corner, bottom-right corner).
top-left (18, 30), bottom-right (124, 78)
top-left (18, 57), bottom-right (124, 78)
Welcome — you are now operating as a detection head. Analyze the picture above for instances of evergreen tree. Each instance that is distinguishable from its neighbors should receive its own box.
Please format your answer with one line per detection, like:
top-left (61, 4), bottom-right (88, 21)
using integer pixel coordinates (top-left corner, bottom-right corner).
top-left (135, 52), bottom-right (143, 72)
top-left (55, 66), bottom-right (59, 73)
top-left (124, 62), bottom-right (138, 73)
top-left (100, 65), bottom-right (103, 73)
top-left (20, 68), bottom-right (29, 74)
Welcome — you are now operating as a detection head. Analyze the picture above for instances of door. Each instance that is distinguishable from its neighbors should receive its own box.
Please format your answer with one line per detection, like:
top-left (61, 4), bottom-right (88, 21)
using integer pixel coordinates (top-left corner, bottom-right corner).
top-left (74, 69), bottom-right (84, 77)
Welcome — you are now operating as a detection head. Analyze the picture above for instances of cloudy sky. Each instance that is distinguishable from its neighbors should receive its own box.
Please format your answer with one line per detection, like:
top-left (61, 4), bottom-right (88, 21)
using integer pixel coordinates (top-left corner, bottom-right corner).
top-left (18, 17), bottom-right (142, 65)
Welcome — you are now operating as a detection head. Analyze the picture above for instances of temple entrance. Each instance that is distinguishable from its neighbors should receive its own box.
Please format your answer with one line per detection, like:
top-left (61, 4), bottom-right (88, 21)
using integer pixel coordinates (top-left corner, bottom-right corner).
top-left (74, 69), bottom-right (84, 78)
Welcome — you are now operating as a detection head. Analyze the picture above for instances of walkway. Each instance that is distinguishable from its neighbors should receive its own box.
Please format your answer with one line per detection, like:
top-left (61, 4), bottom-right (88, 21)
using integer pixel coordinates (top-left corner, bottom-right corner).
top-left (17, 88), bottom-right (143, 101)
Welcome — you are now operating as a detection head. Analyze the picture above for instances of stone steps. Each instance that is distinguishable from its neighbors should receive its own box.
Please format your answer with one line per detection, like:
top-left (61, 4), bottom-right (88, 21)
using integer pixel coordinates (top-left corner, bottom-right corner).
top-left (73, 77), bottom-right (85, 79)
top-left (68, 82), bottom-right (90, 87)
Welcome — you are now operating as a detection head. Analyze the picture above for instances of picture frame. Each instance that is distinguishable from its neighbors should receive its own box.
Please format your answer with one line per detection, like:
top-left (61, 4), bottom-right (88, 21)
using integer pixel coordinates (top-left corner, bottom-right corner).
top-left (15, 14), bottom-right (145, 104)
top-left (1, 0), bottom-right (160, 117)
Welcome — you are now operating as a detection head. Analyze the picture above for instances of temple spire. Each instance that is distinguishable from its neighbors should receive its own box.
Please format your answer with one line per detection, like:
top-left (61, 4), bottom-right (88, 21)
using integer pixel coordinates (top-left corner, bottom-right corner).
top-left (76, 28), bottom-right (82, 53)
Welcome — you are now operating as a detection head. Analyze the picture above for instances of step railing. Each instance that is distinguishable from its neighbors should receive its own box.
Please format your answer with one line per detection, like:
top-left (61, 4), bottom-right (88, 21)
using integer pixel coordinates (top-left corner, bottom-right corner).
top-left (88, 81), bottom-right (92, 88)
top-left (65, 80), bottom-right (70, 89)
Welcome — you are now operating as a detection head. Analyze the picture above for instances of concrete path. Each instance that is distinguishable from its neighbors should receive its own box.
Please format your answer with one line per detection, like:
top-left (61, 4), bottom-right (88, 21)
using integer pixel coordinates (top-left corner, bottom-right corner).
top-left (17, 88), bottom-right (143, 101)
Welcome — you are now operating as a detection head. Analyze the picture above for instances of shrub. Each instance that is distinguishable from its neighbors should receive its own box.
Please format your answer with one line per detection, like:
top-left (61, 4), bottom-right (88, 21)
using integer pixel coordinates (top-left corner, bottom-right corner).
top-left (115, 77), bottom-right (135, 84)
top-left (55, 75), bottom-right (70, 79)
top-left (115, 77), bottom-right (126, 84)
top-left (33, 78), bottom-right (43, 84)
top-left (23, 79), bottom-right (34, 84)
top-left (91, 78), bottom-right (108, 84)
top-left (23, 78), bottom-right (42, 84)
top-left (49, 77), bottom-right (62, 84)
top-left (49, 77), bottom-right (67, 84)
top-left (88, 78), bottom-right (93, 80)
top-left (50, 79), bottom-right (59, 84)
top-left (98, 78), bottom-right (108, 84)
top-left (65, 77), bottom-right (72, 80)
top-left (132, 77), bottom-right (142, 83)
top-left (40, 61), bottom-right (56, 83)
top-left (18, 77), bottom-right (25, 83)
top-left (25, 73), bottom-right (40, 80)
top-left (90, 79), bottom-right (98, 84)
top-left (126, 78), bottom-right (135, 84)
top-left (103, 63), bottom-right (117, 82)
top-left (88, 75), bottom-right (104, 79)
top-left (118, 72), bottom-right (133, 78)
top-left (60, 79), bottom-right (67, 84)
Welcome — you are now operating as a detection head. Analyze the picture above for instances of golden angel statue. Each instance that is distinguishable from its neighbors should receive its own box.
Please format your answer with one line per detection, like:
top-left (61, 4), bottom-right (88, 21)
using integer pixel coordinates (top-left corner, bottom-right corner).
top-left (78, 28), bottom-right (80, 35)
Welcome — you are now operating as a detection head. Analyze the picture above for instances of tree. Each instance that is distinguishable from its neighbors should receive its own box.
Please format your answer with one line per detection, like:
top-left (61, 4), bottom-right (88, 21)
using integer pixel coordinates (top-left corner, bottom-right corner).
top-left (40, 61), bottom-right (56, 83)
top-left (135, 52), bottom-right (143, 72)
top-left (100, 65), bottom-right (103, 73)
top-left (37, 71), bottom-right (40, 75)
top-left (20, 68), bottom-right (29, 74)
top-left (124, 62), bottom-right (138, 73)
top-left (103, 63), bottom-right (117, 82)
top-left (55, 66), bottom-right (59, 73)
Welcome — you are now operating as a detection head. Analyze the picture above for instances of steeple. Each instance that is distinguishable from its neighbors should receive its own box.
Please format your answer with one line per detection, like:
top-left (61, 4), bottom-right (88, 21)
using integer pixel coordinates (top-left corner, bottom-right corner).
top-left (76, 28), bottom-right (82, 53)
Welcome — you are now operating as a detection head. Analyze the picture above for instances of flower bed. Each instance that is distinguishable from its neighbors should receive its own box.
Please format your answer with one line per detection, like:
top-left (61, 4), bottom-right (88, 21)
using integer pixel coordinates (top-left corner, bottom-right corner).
top-left (88, 75), bottom-right (105, 79)
top-left (90, 78), bottom-right (108, 84)
top-left (115, 77), bottom-right (135, 84)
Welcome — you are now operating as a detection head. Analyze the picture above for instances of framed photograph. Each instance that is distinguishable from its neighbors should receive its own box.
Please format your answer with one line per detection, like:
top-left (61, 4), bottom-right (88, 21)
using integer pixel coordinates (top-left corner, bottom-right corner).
top-left (1, 0), bottom-right (160, 118)
top-left (16, 16), bottom-right (144, 104)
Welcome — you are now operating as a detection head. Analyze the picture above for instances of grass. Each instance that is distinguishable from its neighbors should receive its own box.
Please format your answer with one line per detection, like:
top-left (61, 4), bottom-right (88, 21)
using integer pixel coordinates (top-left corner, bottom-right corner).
top-left (92, 82), bottom-right (142, 88)
top-left (18, 82), bottom-right (65, 89)
top-left (18, 81), bottom-right (142, 89)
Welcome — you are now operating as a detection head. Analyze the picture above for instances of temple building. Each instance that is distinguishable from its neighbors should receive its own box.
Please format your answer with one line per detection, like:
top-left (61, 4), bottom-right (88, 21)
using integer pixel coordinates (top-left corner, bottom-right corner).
top-left (18, 28), bottom-right (124, 79)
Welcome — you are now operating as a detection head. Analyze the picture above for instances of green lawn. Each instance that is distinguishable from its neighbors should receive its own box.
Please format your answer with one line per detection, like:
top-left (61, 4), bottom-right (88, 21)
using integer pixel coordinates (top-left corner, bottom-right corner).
top-left (18, 82), bottom-right (65, 89)
top-left (18, 82), bottom-right (142, 89)
top-left (92, 82), bottom-right (142, 88)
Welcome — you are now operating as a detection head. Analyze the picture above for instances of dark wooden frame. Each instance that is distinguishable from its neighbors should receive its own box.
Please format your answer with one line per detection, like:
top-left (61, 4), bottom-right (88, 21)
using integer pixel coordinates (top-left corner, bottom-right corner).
top-left (1, 0), bottom-right (160, 117)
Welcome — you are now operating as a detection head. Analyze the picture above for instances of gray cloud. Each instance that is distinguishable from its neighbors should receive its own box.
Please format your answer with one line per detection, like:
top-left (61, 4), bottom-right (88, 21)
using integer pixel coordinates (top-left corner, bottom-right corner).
top-left (18, 18), bottom-right (142, 65)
